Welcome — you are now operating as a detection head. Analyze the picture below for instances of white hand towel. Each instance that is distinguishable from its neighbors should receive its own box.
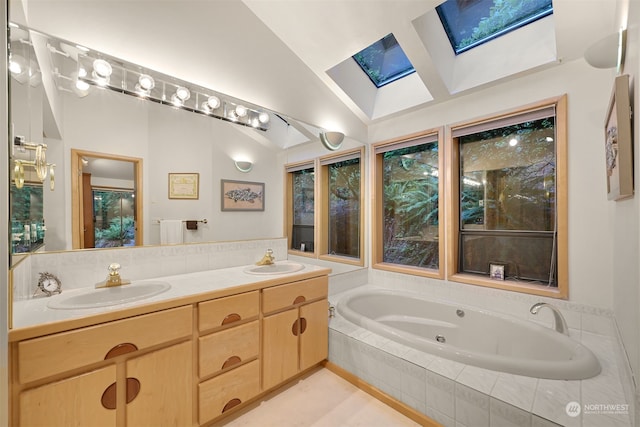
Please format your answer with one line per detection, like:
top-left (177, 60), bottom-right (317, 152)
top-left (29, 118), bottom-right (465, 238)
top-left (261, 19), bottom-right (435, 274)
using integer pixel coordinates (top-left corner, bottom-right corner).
top-left (160, 220), bottom-right (183, 245)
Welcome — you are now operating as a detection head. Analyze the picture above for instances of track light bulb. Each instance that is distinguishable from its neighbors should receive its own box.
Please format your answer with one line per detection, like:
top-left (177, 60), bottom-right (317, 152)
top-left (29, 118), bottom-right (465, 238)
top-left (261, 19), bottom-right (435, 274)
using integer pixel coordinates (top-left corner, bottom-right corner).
top-left (235, 105), bottom-right (248, 117)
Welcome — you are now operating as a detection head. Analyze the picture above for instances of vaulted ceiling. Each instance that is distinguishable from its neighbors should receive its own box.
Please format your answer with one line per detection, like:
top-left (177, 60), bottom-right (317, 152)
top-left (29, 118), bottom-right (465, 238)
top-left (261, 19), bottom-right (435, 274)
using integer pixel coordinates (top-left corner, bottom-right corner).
top-left (13, 0), bottom-right (620, 145)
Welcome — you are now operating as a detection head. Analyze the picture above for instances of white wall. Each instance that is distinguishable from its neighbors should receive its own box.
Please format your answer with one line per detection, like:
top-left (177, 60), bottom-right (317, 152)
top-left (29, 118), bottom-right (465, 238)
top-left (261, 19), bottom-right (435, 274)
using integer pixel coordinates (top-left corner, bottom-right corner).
top-left (612, 0), bottom-right (640, 389)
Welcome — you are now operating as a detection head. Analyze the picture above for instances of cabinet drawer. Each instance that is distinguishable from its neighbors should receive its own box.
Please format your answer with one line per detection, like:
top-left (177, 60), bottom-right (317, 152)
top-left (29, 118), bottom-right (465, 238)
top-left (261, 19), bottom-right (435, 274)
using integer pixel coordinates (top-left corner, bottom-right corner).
top-left (262, 276), bottom-right (328, 314)
top-left (198, 359), bottom-right (260, 424)
top-left (199, 320), bottom-right (259, 378)
top-left (18, 305), bottom-right (192, 384)
top-left (199, 291), bottom-right (259, 331)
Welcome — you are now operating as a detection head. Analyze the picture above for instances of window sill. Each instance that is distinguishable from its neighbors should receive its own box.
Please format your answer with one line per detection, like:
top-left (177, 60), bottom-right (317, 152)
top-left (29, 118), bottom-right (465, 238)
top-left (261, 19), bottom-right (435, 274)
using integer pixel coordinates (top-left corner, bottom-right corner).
top-left (448, 273), bottom-right (566, 299)
top-left (318, 254), bottom-right (364, 267)
top-left (373, 262), bottom-right (443, 279)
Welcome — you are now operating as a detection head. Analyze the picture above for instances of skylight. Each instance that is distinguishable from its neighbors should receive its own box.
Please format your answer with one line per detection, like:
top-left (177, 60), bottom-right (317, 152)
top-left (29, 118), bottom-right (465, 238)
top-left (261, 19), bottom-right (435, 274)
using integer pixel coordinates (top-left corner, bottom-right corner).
top-left (436, 0), bottom-right (553, 55)
top-left (352, 33), bottom-right (415, 88)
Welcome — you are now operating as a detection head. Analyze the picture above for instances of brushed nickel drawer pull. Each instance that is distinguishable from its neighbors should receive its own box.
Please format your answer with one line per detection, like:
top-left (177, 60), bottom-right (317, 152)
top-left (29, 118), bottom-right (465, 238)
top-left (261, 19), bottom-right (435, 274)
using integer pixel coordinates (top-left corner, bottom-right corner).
top-left (222, 313), bottom-right (241, 325)
top-left (221, 356), bottom-right (242, 370)
top-left (104, 342), bottom-right (138, 360)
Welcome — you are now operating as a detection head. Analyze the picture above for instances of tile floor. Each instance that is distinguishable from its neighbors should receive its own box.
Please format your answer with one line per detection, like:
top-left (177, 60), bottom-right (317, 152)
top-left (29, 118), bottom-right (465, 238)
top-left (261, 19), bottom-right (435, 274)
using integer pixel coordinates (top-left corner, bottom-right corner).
top-left (214, 368), bottom-right (423, 427)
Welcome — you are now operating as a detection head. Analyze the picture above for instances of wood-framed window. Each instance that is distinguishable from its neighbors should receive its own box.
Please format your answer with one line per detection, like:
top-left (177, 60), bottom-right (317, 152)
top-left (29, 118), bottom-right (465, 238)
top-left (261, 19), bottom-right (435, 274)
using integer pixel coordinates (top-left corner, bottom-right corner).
top-left (372, 129), bottom-right (444, 278)
top-left (318, 147), bottom-right (365, 266)
top-left (285, 161), bottom-right (317, 258)
top-left (446, 95), bottom-right (568, 298)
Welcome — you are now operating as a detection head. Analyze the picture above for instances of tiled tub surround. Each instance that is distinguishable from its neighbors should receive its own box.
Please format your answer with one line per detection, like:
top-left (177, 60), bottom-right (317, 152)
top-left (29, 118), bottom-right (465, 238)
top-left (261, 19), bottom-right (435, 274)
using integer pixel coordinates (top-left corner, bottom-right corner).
top-left (329, 281), bottom-right (635, 426)
top-left (12, 238), bottom-right (288, 300)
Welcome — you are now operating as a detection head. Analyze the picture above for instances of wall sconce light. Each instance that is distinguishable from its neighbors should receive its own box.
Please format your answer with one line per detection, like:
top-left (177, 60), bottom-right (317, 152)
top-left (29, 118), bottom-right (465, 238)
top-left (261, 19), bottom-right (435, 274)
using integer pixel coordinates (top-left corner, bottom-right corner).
top-left (319, 131), bottom-right (344, 151)
top-left (234, 160), bottom-right (253, 173)
top-left (584, 28), bottom-right (627, 72)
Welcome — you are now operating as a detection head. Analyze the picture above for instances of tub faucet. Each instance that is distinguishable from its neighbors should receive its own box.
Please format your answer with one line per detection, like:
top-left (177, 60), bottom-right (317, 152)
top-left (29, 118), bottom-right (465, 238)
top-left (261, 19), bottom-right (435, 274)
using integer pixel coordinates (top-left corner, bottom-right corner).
top-left (256, 249), bottom-right (275, 266)
top-left (96, 263), bottom-right (131, 288)
top-left (530, 302), bottom-right (568, 335)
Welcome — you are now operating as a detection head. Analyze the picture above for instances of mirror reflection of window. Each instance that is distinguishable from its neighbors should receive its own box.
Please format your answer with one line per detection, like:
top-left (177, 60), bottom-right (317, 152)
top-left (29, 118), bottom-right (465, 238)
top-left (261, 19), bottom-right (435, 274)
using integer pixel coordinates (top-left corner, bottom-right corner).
top-left (11, 183), bottom-right (45, 254)
top-left (289, 166), bottom-right (315, 253)
top-left (327, 156), bottom-right (361, 259)
top-left (92, 189), bottom-right (136, 248)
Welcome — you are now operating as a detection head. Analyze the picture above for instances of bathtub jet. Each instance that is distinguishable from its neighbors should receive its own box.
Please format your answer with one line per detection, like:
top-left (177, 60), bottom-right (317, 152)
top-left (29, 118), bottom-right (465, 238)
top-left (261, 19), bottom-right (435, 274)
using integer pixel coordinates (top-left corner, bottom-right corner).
top-left (336, 288), bottom-right (601, 380)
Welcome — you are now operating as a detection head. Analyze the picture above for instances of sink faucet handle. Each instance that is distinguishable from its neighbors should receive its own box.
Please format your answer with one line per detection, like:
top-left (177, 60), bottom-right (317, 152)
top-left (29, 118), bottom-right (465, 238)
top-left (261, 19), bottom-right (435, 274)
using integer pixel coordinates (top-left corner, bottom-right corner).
top-left (108, 263), bottom-right (121, 273)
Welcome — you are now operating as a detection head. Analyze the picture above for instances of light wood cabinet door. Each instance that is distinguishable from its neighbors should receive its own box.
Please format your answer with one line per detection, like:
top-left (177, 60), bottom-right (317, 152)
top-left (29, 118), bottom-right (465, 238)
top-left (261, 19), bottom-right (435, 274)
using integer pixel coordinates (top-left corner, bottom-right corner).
top-left (299, 299), bottom-right (329, 371)
top-left (19, 365), bottom-right (116, 427)
top-left (262, 308), bottom-right (299, 391)
top-left (125, 341), bottom-right (192, 427)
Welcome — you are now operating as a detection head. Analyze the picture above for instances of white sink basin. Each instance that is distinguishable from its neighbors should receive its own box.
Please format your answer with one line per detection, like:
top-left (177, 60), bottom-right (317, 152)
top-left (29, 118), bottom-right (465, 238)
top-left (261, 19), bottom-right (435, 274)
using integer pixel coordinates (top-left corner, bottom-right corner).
top-left (244, 261), bottom-right (304, 275)
top-left (47, 281), bottom-right (171, 310)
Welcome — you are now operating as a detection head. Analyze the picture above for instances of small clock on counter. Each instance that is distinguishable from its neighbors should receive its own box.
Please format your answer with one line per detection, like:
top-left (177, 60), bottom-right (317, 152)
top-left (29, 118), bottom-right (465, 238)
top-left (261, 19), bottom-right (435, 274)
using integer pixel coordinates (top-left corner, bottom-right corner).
top-left (37, 272), bottom-right (62, 296)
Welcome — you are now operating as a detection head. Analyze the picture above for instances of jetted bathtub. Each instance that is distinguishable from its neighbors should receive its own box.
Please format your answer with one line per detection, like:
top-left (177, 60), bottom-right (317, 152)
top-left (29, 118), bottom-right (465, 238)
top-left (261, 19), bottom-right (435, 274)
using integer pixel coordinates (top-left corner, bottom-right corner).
top-left (337, 288), bottom-right (601, 380)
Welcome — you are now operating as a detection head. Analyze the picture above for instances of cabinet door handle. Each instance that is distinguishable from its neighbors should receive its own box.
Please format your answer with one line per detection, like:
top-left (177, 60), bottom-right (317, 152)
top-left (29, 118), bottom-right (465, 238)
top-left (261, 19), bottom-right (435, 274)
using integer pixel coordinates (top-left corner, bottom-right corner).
top-left (299, 317), bottom-right (307, 335)
top-left (222, 398), bottom-right (242, 413)
top-left (126, 377), bottom-right (141, 404)
top-left (222, 313), bottom-right (241, 325)
top-left (293, 295), bottom-right (306, 305)
top-left (291, 319), bottom-right (299, 336)
top-left (221, 356), bottom-right (242, 370)
top-left (101, 382), bottom-right (117, 410)
top-left (104, 342), bottom-right (138, 359)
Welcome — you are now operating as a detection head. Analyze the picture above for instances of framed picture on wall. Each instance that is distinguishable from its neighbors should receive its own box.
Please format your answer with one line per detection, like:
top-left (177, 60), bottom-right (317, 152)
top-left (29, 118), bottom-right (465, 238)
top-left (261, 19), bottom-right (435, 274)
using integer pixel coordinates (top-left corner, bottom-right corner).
top-left (604, 74), bottom-right (633, 201)
top-left (221, 179), bottom-right (265, 211)
top-left (169, 173), bottom-right (199, 199)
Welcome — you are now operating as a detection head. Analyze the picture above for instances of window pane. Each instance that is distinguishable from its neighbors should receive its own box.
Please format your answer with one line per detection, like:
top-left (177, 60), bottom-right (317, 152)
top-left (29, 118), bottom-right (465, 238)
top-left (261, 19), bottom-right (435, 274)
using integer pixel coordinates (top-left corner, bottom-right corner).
top-left (328, 158), bottom-right (360, 258)
top-left (460, 117), bottom-right (556, 231)
top-left (291, 167), bottom-right (314, 252)
top-left (352, 33), bottom-right (415, 88)
top-left (461, 233), bottom-right (555, 284)
top-left (458, 115), bottom-right (557, 286)
top-left (382, 142), bottom-right (439, 269)
top-left (436, 0), bottom-right (553, 54)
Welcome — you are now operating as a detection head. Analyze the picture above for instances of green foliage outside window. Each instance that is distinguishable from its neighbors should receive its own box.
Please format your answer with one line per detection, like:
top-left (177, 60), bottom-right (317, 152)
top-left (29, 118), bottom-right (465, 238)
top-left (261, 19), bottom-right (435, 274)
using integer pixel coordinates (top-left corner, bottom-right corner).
top-left (382, 142), bottom-right (439, 269)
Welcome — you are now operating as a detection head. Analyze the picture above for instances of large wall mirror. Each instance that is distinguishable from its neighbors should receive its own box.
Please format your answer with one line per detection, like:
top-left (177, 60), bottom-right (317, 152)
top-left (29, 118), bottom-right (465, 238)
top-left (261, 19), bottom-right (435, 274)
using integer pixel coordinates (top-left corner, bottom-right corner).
top-left (7, 21), bottom-right (330, 268)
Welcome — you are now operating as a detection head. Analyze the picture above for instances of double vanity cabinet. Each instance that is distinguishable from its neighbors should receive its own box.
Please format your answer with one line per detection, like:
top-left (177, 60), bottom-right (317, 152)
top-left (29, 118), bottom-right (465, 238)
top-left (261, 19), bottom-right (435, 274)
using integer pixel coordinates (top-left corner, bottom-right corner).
top-left (9, 268), bottom-right (329, 426)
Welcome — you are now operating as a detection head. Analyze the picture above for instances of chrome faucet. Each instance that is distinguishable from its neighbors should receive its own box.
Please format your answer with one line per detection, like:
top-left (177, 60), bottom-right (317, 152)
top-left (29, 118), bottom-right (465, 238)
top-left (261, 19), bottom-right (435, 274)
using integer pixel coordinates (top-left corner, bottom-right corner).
top-left (530, 302), bottom-right (569, 335)
top-left (96, 263), bottom-right (131, 288)
top-left (256, 249), bottom-right (275, 266)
